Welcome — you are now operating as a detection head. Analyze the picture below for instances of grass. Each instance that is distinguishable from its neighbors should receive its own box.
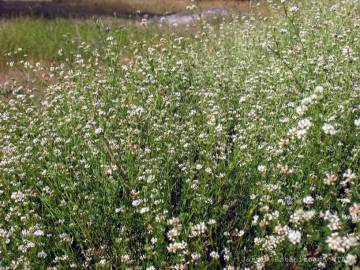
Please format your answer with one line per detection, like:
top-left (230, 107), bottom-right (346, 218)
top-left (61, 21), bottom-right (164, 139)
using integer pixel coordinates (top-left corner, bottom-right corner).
top-left (0, 1), bottom-right (256, 69)
top-left (0, 17), bottom-right (176, 87)
top-left (1, 0), bottom-right (360, 269)
top-left (0, 17), bottom-right (160, 64)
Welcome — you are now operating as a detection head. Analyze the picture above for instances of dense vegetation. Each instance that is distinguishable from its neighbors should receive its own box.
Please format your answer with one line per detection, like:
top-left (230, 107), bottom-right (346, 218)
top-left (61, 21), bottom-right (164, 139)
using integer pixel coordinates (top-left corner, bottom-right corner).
top-left (0, 0), bottom-right (360, 269)
top-left (0, 18), bottom-right (163, 67)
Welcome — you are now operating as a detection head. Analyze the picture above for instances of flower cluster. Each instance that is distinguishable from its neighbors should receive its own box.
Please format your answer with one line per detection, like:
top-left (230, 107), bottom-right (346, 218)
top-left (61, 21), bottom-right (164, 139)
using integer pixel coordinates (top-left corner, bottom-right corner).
top-left (0, 0), bottom-right (360, 269)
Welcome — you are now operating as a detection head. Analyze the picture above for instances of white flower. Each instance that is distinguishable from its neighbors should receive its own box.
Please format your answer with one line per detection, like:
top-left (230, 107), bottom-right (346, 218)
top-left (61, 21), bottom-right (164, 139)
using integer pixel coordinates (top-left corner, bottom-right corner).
top-left (323, 173), bottom-right (338, 185)
top-left (290, 209), bottom-right (316, 223)
top-left (99, 259), bottom-right (107, 266)
top-left (354, 118), bottom-right (360, 128)
top-left (252, 215), bottom-right (259, 225)
top-left (257, 165), bottom-right (266, 173)
top-left (324, 211), bottom-right (341, 231)
top-left (190, 222), bottom-right (207, 238)
top-left (167, 241), bottom-right (187, 253)
top-left (274, 225), bottom-right (289, 235)
top-left (191, 252), bottom-right (201, 260)
top-left (342, 45), bottom-right (354, 59)
top-left (132, 199), bottom-right (142, 207)
top-left (210, 251), bottom-right (220, 259)
top-left (151, 237), bottom-right (157, 244)
top-left (322, 123), bottom-right (337, 135)
top-left (167, 227), bottom-right (180, 241)
top-left (314, 85), bottom-right (324, 94)
top-left (298, 118), bottom-right (312, 129)
top-left (231, 229), bottom-right (245, 237)
top-left (33, 229), bottom-right (44, 236)
top-left (303, 195), bottom-right (314, 205)
top-left (106, 36), bottom-right (114, 42)
top-left (121, 254), bottom-right (130, 262)
top-left (349, 203), bottom-right (360, 223)
top-left (342, 169), bottom-right (357, 185)
top-left (95, 127), bottom-right (103, 134)
top-left (295, 105), bottom-right (307, 115)
top-left (37, 251), bottom-right (47, 258)
top-left (326, 233), bottom-right (358, 253)
top-left (167, 217), bottom-right (180, 226)
top-left (139, 207), bottom-right (149, 214)
top-left (10, 191), bottom-right (25, 203)
top-left (287, 230), bottom-right (301, 244)
top-left (289, 6), bottom-right (299, 13)
top-left (344, 254), bottom-right (357, 266)
top-left (208, 219), bottom-right (216, 225)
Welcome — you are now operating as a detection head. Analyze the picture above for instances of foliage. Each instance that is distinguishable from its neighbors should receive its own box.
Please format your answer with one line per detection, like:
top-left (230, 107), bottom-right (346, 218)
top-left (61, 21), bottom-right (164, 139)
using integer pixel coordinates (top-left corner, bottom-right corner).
top-left (0, 0), bottom-right (360, 269)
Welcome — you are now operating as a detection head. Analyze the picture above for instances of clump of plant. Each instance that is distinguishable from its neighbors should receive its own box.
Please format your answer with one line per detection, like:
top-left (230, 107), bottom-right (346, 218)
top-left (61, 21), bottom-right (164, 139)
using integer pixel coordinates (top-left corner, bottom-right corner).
top-left (0, 0), bottom-right (359, 269)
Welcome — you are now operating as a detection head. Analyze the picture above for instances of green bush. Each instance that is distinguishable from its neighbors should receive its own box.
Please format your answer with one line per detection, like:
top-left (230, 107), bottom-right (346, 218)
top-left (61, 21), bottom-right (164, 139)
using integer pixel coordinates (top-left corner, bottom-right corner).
top-left (0, 0), bottom-right (359, 269)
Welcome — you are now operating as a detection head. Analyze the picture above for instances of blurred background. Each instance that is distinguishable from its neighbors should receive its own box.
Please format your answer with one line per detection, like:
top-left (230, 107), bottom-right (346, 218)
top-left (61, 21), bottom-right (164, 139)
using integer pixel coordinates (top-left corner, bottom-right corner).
top-left (0, 0), bottom-right (257, 88)
top-left (0, 0), bottom-right (253, 17)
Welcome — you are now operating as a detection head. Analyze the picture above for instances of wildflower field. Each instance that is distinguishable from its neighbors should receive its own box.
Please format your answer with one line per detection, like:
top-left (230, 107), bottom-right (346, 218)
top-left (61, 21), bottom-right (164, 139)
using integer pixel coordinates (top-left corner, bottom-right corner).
top-left (1, 0), bottom-right (360, 269)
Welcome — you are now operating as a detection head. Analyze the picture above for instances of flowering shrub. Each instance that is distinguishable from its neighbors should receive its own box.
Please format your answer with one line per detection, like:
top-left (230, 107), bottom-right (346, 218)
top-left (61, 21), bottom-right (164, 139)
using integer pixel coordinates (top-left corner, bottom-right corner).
top-left (0, 0), bottom-right (359, 269)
